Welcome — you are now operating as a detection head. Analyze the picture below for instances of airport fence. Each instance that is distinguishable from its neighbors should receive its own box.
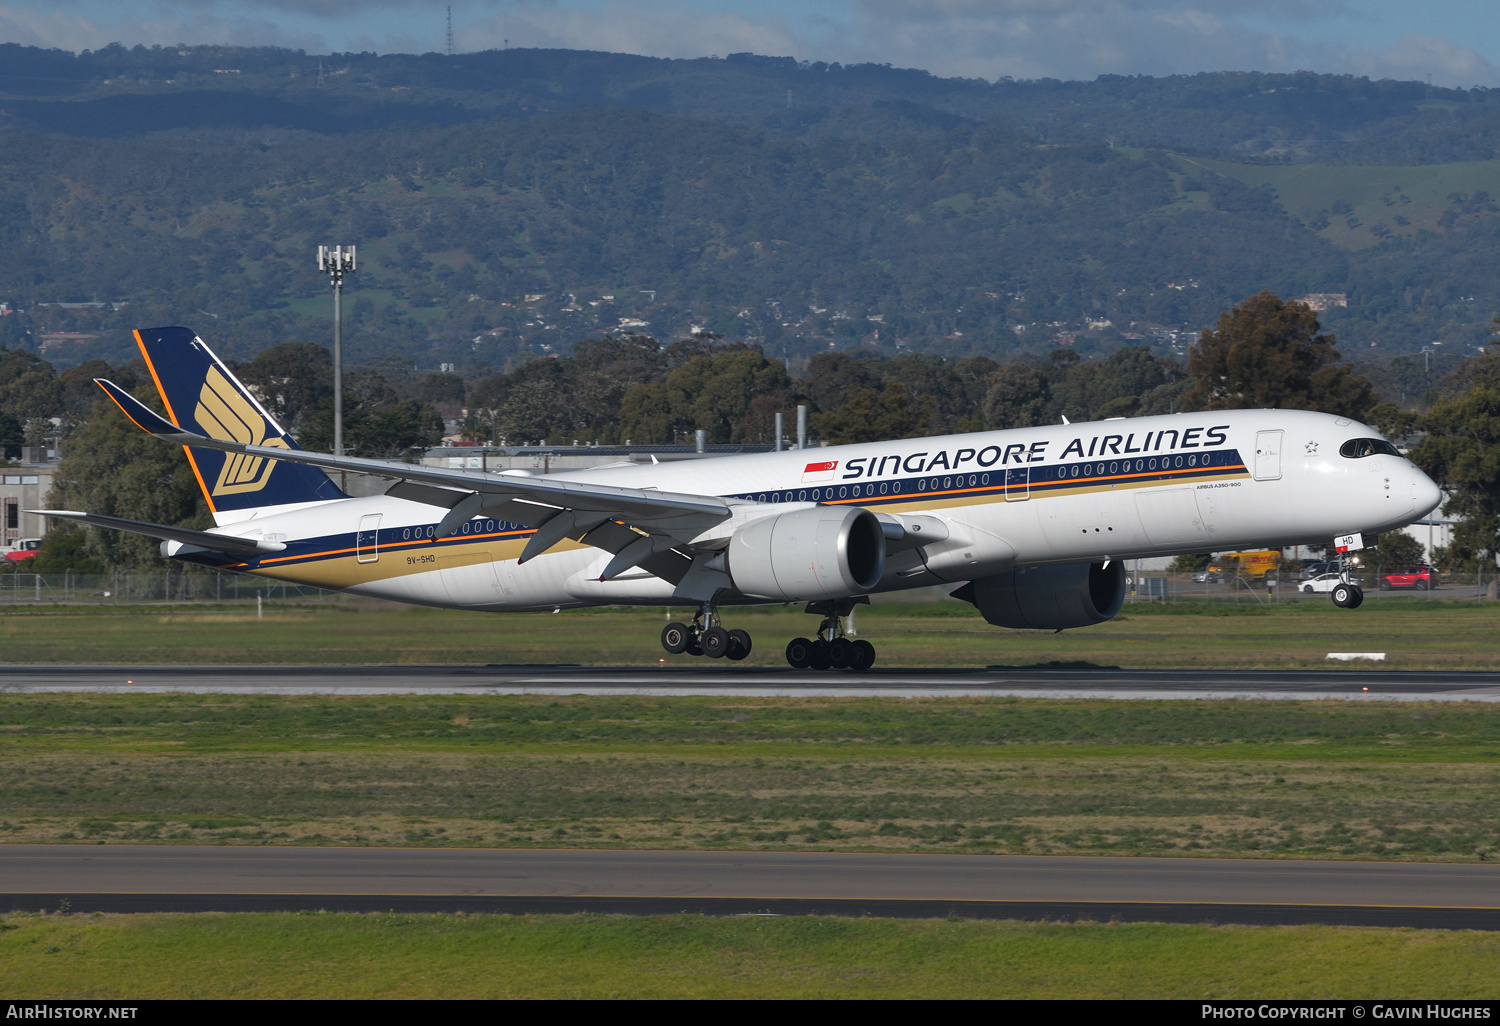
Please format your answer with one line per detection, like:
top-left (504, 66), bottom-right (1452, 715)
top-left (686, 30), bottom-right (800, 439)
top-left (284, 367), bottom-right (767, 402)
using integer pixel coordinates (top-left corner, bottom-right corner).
top-left (1126, 564), bottom-right (1500, 605)
top-left (0, 566), bottom-right (1492, 608)
top-left (0, 571), bottom-right (339, 605)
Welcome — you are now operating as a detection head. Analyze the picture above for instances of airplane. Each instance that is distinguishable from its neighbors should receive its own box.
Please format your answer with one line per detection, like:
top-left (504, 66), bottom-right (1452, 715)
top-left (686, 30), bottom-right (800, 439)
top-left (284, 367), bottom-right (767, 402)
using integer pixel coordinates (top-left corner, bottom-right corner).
top-left (40, 326), bottom-right (1443, 670)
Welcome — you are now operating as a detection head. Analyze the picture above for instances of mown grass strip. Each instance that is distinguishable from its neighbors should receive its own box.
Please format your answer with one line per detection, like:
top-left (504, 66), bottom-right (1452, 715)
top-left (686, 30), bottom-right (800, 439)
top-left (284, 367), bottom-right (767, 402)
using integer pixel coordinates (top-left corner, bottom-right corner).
top-left (2, 695), bottom-right (1498, 860)
top-left (0, 598), bottom-right (1496, 667)
top-left (2, 913), bottom-right (1497, 999)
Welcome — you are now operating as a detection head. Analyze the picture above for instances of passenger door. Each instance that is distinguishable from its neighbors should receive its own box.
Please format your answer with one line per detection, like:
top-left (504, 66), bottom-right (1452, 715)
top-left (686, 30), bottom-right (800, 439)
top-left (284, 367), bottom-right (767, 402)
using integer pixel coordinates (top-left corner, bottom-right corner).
top-left (356, 513), bottom-right (381, 564)
top-left (1004, 466), bottom-right (1029, 501)
top-left (1254, 430), bottom-right (1283, 481)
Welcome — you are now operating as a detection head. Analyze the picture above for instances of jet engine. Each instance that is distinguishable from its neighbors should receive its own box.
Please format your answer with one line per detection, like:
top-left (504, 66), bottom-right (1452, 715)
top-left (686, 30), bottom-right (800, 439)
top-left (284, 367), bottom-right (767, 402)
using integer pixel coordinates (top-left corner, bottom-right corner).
top-left (727, 506), bottom-right (885, 601)
top-left (955, 561), bottom-right (1125, 630)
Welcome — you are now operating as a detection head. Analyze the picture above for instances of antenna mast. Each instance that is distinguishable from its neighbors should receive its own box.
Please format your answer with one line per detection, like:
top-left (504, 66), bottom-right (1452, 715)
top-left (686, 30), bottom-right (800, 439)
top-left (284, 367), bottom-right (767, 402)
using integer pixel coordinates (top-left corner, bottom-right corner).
top-left (445, 6), bottom-right (453, 56)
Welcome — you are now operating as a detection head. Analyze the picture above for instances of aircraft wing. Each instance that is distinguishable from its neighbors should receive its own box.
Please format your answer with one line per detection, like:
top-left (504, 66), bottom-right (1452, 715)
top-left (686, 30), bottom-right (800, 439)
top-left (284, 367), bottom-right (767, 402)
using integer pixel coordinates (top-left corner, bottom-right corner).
top-left (35, 510), bottom-right (287, 555)
top-left (97, 379), bottom-right (738, 581)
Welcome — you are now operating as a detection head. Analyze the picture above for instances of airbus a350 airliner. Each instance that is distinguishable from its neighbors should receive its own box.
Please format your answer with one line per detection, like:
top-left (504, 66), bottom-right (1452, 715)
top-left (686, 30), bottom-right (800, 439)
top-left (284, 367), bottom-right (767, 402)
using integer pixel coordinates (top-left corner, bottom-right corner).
top-left (41, 327), bottom-right (1443, 669)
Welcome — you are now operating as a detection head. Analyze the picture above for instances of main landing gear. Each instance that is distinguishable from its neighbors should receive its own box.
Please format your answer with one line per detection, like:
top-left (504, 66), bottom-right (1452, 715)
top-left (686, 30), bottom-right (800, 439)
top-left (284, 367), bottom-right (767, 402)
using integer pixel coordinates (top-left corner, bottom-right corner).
top-left (661, 607), bottom-right (752, 661)
top-left (785, 599), bottom-right (876, 671)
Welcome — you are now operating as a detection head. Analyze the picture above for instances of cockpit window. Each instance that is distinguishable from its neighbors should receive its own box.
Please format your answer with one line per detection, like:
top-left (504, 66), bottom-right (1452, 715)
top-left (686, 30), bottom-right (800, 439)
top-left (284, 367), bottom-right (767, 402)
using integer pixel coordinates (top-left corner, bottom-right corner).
top-left (1339, 438), bottom-right (1402, 459)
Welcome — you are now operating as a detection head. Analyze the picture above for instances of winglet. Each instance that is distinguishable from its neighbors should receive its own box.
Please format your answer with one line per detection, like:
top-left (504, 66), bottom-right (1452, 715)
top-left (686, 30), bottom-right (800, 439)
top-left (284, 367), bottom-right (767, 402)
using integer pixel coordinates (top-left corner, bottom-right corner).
top-left (95, 379), bottom-right (194, 439)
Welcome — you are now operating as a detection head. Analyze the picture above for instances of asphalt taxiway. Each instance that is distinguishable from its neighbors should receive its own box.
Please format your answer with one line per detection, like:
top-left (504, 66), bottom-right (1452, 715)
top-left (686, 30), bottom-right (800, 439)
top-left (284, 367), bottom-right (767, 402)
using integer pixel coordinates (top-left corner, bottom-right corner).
top-left (2, 846), bottom-right (1496, 928)
top-left (1, 663), bottom-right (1499, 700)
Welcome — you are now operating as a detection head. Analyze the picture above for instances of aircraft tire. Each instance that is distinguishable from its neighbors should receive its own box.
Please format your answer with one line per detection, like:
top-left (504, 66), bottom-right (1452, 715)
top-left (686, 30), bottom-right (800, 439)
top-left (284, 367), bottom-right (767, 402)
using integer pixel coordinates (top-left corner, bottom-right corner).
top-left (785, 637), bottom-right (814, 668)
top-left (702, 626), bottom-right (731, 658)
top-left (827, 638), bottom-right (852, 669)
top-left (808, 640), bottom-right (832, 671)
top-left (727, 629), bottom-right (752, 661)
top-left (661, 622), bottom-right (691, 654)
top-left (1332, 583), bottom-right (1356, 608)
top-left (848, 639), bottom-right (876, 671)
top-left (1347, 585), bottom-right (1364, 608)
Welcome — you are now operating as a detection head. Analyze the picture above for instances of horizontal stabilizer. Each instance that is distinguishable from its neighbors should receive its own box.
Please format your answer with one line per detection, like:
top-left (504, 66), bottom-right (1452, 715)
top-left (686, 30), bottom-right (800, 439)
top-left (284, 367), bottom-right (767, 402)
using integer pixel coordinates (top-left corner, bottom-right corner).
top-left (34, 510), bottom-right (287, 555)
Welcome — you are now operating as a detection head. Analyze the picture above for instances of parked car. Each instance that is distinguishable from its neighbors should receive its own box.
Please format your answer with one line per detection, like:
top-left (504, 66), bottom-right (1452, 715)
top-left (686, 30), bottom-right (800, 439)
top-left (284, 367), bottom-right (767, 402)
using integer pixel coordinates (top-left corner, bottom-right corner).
top-left (1301, 572), bottom-right (1351, 594)
top-left (1190, 570), bottom-right (1221, 583)
top-left (1379, 566), bottom-right (1437, 590)
top-left (2, 539), bottom-right (40, 563)
top-left (1298, 561), bottom-right (1335, 581)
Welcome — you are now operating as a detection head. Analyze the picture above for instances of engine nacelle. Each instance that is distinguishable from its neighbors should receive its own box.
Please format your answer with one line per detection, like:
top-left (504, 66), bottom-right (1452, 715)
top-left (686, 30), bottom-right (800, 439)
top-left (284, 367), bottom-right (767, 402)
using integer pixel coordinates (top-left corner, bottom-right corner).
top-left (959, 561), bottom-right (1125, 630)
top-left (727, 506), bottom-right (885, 601)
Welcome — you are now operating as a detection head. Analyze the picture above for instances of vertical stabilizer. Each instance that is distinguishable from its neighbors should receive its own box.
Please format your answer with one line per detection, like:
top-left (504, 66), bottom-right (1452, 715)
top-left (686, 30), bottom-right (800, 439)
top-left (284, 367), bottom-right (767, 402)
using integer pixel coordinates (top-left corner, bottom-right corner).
top-left (133, 327), bottom-right (347, 523)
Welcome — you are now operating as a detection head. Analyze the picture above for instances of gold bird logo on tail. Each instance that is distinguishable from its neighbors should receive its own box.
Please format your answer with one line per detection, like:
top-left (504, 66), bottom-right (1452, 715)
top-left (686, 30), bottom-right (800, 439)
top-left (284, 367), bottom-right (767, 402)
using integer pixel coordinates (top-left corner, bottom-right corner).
top-left (195, 367), bottom-right (290, 496)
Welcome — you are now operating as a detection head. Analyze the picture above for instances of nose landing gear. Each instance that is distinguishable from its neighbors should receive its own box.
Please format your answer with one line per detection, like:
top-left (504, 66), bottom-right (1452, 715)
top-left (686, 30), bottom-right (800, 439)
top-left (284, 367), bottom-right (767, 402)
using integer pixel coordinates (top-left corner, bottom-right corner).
top-left (1331, 581), bottom-right (1364, 608)
top-left (785, 599), bottom-right (876, 671)
top-left (661, 607), bottom-right (752, 660)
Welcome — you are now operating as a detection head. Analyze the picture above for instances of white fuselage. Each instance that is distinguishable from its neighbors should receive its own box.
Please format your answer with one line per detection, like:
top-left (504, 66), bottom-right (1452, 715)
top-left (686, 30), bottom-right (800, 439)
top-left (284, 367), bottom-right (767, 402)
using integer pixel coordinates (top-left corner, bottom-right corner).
top-left (198, 409), bottom-right (1442, 612)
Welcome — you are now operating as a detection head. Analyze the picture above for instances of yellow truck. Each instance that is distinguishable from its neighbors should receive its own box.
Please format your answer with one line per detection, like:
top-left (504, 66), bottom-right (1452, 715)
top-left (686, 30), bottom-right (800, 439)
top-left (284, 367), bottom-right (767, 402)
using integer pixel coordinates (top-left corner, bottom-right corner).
top-left (1209, 550), bottom-right (1282, 581)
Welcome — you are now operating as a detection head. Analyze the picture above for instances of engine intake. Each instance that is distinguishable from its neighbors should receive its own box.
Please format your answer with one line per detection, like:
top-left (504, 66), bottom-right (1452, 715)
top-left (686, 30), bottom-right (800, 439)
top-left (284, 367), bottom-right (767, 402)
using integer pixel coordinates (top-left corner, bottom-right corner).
top-left (727, 506), bottom-right (885, 601)
top-left (957, 561), bottom-right (1125, 630)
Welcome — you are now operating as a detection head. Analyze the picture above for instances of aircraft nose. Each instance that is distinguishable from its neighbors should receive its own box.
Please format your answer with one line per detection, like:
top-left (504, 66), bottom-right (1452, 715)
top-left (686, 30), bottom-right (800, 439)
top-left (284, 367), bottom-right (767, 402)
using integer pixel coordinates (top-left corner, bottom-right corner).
top-left (1411, 464), bottom-right (1442, 516)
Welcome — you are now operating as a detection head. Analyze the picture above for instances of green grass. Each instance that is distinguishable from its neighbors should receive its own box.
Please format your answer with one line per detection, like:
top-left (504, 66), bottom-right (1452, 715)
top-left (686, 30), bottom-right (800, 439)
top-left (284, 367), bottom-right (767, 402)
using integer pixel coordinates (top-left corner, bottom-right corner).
top-left (0, 596), bottom-right (1495, 668)
top-left (1172, 154), bottom-right (1500, 249)
top-left (3, 694), bottom-right (1498, 858)
top-left (2, 913), bottom-right (1496, 998)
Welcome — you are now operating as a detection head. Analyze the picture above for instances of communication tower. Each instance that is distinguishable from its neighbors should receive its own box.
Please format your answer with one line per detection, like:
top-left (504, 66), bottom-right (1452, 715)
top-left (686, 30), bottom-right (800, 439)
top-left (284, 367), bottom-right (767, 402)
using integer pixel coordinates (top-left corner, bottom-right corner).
top-left (317, 245), bottom-right (357, 457)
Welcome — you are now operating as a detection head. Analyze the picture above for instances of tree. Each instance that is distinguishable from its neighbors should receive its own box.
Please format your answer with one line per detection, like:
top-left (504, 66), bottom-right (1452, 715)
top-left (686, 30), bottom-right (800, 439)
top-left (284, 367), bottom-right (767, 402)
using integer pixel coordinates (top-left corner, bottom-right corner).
top-left (982, 363), bottom-right (1052, 429)
top-left (300, 373), bottom-right (445, 457)
top-left (1372, 531), bottom-right (1427, 569)
top-left (0, 410), bottom-right (21, 458)
top-left (1166, 553), bottom-right (1212, 572)
top-left (1404, 359), bottom-right (1500, 566)
top-left (812, 381), bottom-right (936, 444)
top-left (44, 389), bottom-right (209, 569)
top-left (1181, 291), bottom-right (1374, 419)
top-left (233, 343), bottom-right (334, 434)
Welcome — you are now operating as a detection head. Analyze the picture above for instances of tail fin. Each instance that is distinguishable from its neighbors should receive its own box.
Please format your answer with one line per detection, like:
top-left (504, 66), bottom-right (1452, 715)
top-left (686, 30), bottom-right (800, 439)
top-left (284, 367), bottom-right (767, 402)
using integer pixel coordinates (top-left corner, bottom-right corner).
top-left (132, 326), bottom-right (347, 522)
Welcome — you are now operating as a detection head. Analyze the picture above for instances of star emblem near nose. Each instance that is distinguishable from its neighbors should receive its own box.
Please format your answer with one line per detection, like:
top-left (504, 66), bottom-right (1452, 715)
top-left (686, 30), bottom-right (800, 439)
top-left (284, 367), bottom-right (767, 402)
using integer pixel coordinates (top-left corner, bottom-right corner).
top-left (1305, 441), bottom-right (1319, 455)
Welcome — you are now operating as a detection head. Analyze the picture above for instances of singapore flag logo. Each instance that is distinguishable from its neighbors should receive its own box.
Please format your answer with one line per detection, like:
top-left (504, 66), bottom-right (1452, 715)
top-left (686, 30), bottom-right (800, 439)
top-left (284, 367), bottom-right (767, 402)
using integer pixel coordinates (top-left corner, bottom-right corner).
top-left (801, 459), bottom-right (838, 482)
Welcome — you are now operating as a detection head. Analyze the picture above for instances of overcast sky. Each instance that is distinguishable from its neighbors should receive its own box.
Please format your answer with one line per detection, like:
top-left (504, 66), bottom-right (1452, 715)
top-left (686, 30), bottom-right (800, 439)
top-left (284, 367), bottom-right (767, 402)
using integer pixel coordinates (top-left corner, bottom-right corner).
top-left (3, 0), bottom-right (1500, 89)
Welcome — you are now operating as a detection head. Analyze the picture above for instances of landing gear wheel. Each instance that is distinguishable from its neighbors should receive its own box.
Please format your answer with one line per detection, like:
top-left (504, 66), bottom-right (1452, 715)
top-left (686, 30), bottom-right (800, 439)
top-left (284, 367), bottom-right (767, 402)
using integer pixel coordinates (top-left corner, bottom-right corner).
top-left (726, 628), bottom-right (752, 661)
top-left (827, 638), bottom-right (852, 669)
top-left (661, 622), bottom-right (690, 654)
top-left (848, 639), bottom-right (876, 671)
top-left (808, 639), bottom-right (832, 671)
top-left (1332, 583), bottom-right (1363, 608)
top-left (785, 637), bottom-right (814, 669)
top-left (702, 626), bottom-right (731, 658)
top-left (685, 633), bottom-right (704, 656)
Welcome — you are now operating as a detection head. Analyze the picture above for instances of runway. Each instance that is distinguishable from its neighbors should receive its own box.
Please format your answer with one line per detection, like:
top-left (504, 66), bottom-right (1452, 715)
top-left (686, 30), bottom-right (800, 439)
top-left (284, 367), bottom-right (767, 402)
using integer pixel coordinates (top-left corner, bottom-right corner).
top-left (2, 663), bottom-right (1499, 700)
top-left (2, 846), bottom-right (1496, 928)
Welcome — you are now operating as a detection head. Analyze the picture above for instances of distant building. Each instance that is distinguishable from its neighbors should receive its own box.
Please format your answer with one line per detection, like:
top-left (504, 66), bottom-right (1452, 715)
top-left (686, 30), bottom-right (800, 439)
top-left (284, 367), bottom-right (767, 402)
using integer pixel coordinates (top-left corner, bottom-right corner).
top-left (1299, 293), bottom-right (1348, 312)
top-left (0, 460), bottom-right (58, 549)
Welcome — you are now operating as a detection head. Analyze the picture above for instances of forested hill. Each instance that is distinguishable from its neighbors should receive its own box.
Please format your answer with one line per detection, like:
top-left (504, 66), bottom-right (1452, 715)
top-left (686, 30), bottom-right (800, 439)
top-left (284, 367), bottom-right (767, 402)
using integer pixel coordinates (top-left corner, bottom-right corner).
top-left (3, 44), bottom-right (1500, 372)
top-left (6, 43), bottom-right (1500, 164)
